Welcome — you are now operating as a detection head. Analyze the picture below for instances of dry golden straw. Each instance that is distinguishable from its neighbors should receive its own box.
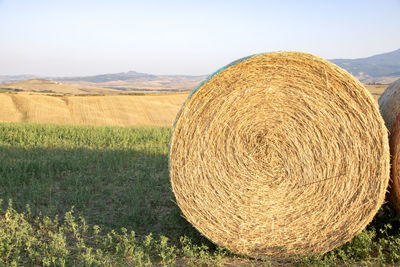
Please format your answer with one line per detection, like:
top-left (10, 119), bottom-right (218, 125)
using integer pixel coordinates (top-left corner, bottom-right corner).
top-left (388, 112), bottom-right (400, 213)
top-left (379, 79), bottom-right (400, 133)
top-left (378, 79), bottom-right (400, 213)
top-left (169, 51), bottom-right (390, 258)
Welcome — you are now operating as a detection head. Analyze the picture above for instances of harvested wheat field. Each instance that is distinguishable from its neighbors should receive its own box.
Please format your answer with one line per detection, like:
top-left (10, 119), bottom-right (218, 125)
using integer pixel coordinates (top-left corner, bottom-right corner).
top-left (169, 52), bottom-right (390, 259)
top-left (0, 94), bottom-right (23, 122)
top-left (0, 92), bottom-right (189, 126)
top-left (364, 84), bottom-right (388, 101)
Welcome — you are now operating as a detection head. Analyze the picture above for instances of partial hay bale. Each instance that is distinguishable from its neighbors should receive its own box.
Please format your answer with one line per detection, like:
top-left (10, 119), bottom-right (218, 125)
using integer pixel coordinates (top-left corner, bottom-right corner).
top-left (388, 112), bottom-right (400, 213)
top-left (378, 79), bottom-right (400, 132)
top-left (379, 79), bottom-right (400, 213)
top-left (169, 51), bottom-right (390, 258)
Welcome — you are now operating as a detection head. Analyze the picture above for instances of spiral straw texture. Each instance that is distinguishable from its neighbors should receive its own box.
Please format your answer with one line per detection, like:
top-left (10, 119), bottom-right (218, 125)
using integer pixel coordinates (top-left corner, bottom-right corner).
top-left (169, 51), bottom-right (390, 258)
top-left (379, 79), bottom-right (400, 213)
top-left (379, 79), bottom-right (400, 132)
top-left (388, 113), bottom-right (400, 213)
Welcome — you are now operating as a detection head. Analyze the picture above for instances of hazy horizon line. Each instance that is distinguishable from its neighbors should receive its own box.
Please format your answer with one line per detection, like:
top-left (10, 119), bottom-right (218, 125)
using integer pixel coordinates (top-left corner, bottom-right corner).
top-left (1, 47), bottom-right (399, 78)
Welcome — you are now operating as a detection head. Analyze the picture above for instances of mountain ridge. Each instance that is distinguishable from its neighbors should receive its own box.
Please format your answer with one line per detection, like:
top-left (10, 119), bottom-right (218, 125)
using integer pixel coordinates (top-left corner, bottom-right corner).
top-left (330, 48), bottom-right (400, 83)
top-left (1, 49), bottom-right (399, 86)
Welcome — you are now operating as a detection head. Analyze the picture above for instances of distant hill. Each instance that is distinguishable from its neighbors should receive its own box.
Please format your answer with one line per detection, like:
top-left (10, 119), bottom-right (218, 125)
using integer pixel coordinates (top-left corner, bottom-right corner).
top-left (0, 74), bottom-right (40, 83)
top-left (59, 71), bottom-right (156, 83)
top-left (55, 71), bottom-right (206, 91)
top-left (330, 49), bottom-right (400, 84)
top-left (0, 72), bottom-right (206, 93)
top-left (1, 49), bottom-right (399, 89)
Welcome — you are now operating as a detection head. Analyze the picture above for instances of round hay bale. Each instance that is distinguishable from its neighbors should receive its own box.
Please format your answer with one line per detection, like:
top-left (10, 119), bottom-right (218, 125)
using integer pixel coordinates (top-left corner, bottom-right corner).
top-left (169, 51), bottom-right (390, 258)
top-left (388, 112), bottom-right (400, 213)
top-left (378, 79), bottom-right (400, 213)
top-left (378, 79), bottom-right (400, 132)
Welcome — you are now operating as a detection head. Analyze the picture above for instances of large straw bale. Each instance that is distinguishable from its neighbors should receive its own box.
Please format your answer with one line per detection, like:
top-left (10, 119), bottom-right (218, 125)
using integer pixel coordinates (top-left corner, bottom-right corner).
top-left (169, 52), bottom-right (390, 258)
top-left (378, 79), bottom-right (400, 132)
top-left (378, 79), bottom-right (400, 213)
top-left (388, 112), bottom-right (400, 213)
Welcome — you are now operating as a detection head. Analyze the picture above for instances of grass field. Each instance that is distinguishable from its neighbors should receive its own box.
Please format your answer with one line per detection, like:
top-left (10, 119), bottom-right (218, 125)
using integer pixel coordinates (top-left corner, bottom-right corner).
top-left (1, 122), bottom-right (400, 266)
top-left (0, 123), bottom-right (224, 266)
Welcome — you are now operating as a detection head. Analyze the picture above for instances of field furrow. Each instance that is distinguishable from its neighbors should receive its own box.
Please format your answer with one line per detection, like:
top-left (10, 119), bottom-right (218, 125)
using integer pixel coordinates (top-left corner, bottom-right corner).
top-left (0, 94), bottom-right (23, 122)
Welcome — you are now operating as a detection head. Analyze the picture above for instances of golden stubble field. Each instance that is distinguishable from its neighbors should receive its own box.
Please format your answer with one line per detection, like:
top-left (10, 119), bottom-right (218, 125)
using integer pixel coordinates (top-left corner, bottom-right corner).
top-left (364, 84), bottom-right (388, 101)
top-left (0, 84), bottom-right (388, 127)
top-left (0, 92), bottom-right (189, 127)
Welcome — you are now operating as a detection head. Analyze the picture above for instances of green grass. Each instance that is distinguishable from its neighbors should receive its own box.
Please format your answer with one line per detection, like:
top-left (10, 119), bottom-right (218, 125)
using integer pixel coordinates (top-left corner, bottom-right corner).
top-left (0, 123), bottom-right (200, 239)
top-left (1, 121), bottom-right (400, 266)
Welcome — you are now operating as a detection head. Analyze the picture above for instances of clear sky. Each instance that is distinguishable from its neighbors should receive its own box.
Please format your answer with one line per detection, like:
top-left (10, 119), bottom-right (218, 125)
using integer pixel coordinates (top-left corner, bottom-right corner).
top-left (0, 0), bottom-right (399, 76)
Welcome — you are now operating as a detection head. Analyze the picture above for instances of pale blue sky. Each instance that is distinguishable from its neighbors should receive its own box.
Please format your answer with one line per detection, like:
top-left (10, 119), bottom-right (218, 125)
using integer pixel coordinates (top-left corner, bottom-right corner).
top-left (0, 0), bottom-right (399, 76)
